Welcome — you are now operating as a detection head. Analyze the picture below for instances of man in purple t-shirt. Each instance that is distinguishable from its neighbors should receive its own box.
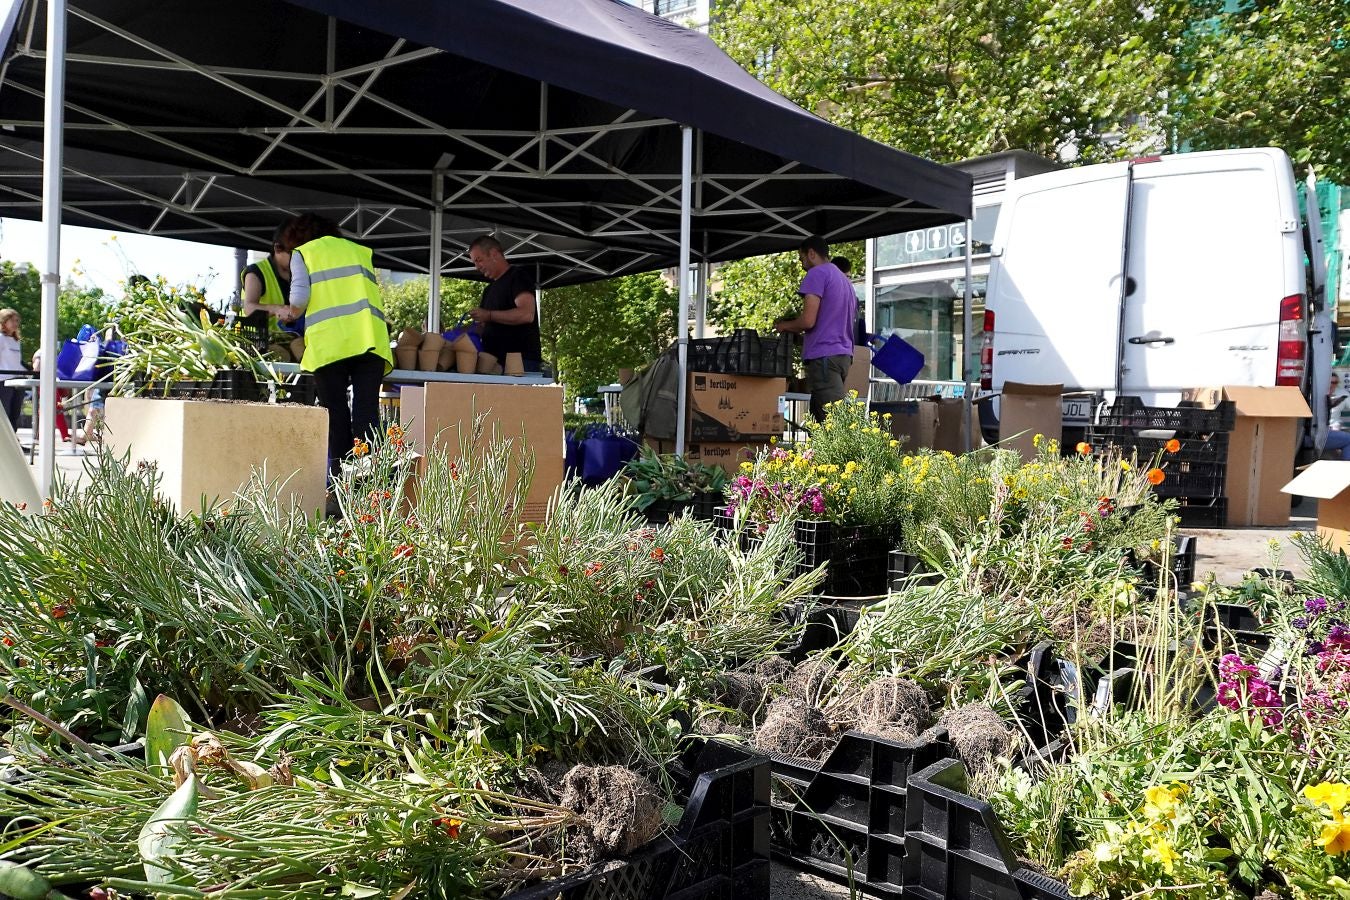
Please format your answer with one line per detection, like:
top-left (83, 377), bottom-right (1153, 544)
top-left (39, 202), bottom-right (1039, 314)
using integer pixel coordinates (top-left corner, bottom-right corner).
top-left (775, 235), bottom-right (858, 421)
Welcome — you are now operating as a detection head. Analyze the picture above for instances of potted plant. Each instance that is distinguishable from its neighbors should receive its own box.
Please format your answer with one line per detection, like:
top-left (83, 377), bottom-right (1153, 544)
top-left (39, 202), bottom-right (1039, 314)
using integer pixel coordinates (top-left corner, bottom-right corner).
top-left (622, 446), bottom-right (728, 523)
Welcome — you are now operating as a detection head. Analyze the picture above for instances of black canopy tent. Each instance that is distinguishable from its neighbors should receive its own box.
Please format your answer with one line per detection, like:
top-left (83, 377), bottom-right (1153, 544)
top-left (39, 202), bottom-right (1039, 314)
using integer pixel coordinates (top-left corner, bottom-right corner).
top-left (0, 0), bottom-right (973, 493)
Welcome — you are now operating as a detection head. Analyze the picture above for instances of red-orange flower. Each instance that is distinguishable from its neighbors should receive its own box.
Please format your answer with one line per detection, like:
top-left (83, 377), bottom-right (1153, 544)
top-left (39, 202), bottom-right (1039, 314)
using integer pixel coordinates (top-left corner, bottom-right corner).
top-left (649, 547), bottom-right (666, 562)
top-left (393, 543), bottom-right (415, 559)
top-left (437, 817), bottom-right (463, 839)
top-left (1147, 467), bottom-right (1166, 485)
top-left (352, 438), bottom-right (370, 457)
top-left (1165, 439), bottom-right (1181, 454)
top-left (51, 604), bottom-right (70, 620)
top-left (1076, 442), bottom-right (1092, 455)
top-left (2, 636), bottom-right (13, 647)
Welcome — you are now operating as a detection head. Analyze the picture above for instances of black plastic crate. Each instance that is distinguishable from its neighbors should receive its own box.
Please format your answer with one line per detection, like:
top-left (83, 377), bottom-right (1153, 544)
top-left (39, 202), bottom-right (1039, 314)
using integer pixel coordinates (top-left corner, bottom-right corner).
top-left (774, 603), bottom-right (861, 664)
top-left (889, 550), bottom-right (942, 589)
top-left (272, 373), bottom-right (317, 405)
top-left (1175, 496), bottom-right (1227, 528)
top-left (770, 730), bottom-right (952, 897)
top-left (1132, 535), bottom-right (1198, 592)
top-left (1085, 430), bottom-right (1230, 465)
top-left (796, 520), bottom-right (902, 599)
top-left (1202, 601), bottom-right (1272, 654)
top-left (206, 369), bottom-right (263, 400)
top-left (1151, 465), bottom-right (1227, 499)
top-left (504, 740), bottom-right (770, 900)
top-left (688, 330), bottom-right (794, 378)
top-left (902, 758), bottom-right (1072, 900)
top-left (1094, 396), bottom-right (1236, 434)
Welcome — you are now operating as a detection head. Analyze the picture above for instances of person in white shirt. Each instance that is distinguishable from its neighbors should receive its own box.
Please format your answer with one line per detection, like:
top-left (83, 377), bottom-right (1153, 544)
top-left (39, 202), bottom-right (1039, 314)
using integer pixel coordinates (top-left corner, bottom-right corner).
top-left (0, 308), bottom-right (25, 431)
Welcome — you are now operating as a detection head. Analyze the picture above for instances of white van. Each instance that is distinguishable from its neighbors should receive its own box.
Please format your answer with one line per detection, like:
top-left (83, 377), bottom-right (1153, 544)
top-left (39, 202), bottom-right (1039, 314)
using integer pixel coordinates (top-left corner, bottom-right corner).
top-left (980, 148), bottom-right (1330, 455)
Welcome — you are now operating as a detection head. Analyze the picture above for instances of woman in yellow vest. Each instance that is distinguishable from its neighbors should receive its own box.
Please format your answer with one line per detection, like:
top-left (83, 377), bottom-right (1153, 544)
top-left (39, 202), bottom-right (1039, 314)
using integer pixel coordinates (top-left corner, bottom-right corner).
top-left (280, 213), bottom-right (393, 479)
top-left (240, 222), bottom-right (294, 332)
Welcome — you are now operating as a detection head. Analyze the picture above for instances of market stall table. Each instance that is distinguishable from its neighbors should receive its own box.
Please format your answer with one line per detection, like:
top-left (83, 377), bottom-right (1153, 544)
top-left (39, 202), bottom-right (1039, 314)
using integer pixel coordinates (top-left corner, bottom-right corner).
top-left (3, 376), bottom-right (110, 458)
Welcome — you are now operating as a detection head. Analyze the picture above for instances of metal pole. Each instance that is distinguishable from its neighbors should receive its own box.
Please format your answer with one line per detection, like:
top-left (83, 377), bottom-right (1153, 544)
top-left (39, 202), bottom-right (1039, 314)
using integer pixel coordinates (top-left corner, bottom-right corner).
top-left (674, 125), bottom-right (693, 457)
top-left (38, 0), bottom-right (67, 499)
top-left (694, 260), bottom-right (708, 338)
top-left (427, 171), bottom-right (444, 332)
top-left (961, 217), bottom-right (974, 453)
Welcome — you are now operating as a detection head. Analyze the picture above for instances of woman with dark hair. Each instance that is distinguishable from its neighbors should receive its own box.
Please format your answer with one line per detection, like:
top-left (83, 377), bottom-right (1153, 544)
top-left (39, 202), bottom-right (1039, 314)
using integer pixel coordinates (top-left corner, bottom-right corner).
top-left (281, 212), bottom-right (393, 481)
top-left (240, 221), bottom-right (298, 335)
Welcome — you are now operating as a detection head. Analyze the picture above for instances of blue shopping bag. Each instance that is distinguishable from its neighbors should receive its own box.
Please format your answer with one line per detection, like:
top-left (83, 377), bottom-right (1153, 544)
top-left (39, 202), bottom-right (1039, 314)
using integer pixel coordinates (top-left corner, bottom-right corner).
top-left (442, 313), bottom-right (483, 352)
top-left (55, 337), bottom-right (101, 381)
top-left (868, 333), bottom-right (925, 384)
top-left (580, 433), bottom-right (639, 484)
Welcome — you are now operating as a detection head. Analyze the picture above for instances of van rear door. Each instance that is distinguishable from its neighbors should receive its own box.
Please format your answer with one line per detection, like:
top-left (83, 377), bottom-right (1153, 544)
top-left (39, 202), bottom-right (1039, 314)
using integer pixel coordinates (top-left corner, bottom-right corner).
top-left (987, 163), bottom-right (1130, 393)
top-left (1119, 150), bottom-right (1298, 400)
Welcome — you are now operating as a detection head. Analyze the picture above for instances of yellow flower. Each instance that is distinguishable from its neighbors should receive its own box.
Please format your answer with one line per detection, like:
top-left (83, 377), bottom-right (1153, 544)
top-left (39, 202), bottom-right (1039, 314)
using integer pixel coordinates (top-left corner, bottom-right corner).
top-left (1144, 837), bottom-right (1180, 873)
top-left (1120, 460), bottom-right (1132, 472)
top-left (1306, 783), bottom-right (1350, 814)
top-left (740, 461), bottom-right (753, 471)
top-left (889, 439), bottom-right (899, 448)
top-left (1033, 433), bottom-right (1043, 448)
top-left (844, 461), bottom-right (859, 474)
top-left (1320, 819), bottom-right (1350, 856)
top-left (1143, 784), bottom-right (1187, 821)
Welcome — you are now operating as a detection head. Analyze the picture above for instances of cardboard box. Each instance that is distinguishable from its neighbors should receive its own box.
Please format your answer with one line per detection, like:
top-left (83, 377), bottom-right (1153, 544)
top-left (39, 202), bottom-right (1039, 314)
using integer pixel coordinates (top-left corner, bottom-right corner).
top-left (1184, 385), bottom-right (1311, 526)
top-left (687, 440), bottom-right (769, 476)
top-left (688, 372), bottom-right (786, 441)
top-left (401, 382), bottom-right (564, 524)
top-left (844, 345), bottom-right (871, 400)
top-left (105, 397), bottom-right (328, 516)
top-left (883, 400), bottom-right (940, 452)
top-left (1282, 461), bottom-right (1350, 551)
top-left (999, 382), bottom-right (1063, 462)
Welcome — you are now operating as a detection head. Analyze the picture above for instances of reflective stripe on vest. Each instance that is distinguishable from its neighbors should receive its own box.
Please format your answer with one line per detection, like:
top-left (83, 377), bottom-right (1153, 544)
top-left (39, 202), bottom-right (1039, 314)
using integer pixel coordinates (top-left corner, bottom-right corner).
top-left (296, 236), bottom-right (393, 373)
top-left (242, 256), bottom-right (286, 307)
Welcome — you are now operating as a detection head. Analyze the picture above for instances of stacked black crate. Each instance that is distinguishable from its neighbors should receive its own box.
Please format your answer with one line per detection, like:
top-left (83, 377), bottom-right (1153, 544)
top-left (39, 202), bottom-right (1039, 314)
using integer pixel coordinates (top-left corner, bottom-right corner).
top-left (1087, 397), bottom-right (1237, 527)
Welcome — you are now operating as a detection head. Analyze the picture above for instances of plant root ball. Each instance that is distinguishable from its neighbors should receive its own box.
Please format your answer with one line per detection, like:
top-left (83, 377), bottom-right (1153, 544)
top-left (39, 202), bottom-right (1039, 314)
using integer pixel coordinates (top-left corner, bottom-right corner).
top-left (852, 676), bottom-right (931, 741)
top-left (713, 670), bottom-right (767, 718)
top-left (752, 655), bottom-right (792, 685)
top-left (937, 703), bottom-right (1014, 779)
top-left (784, 656), bottom-right (840, 704)
top-left (755, 697), bottom-right (833, 760)
top-left (559, 765), bottom-right (665, 858)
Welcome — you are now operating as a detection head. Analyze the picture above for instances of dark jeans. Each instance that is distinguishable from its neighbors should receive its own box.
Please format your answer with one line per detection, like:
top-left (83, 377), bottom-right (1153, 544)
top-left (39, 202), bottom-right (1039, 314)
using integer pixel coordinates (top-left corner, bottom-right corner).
top-left (806, 354), bottom-right (852, 422)
top-left (314, 352), bottom-right (385, 478)
top-left (0, 385), bottom-right (21, 431)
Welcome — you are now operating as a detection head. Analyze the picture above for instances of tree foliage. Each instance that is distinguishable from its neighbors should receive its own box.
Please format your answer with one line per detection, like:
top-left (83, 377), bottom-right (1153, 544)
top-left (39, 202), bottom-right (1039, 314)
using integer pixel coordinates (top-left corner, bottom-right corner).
top-left (540, 272), bottom-right (678, 398)
top-left (709, 240), bottom-right (862, 334)
top-left (713, 0), bottom-right (1348, 181)
top-left (0, 260), bottom-right (115, 364)
top-left (377, 275), bottom-right (482, 337)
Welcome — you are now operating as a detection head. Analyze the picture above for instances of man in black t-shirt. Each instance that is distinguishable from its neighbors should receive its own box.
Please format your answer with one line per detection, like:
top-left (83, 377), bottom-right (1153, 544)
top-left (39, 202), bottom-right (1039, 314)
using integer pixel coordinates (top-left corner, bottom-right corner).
top-left (467, 235), bottom-right (542, 371)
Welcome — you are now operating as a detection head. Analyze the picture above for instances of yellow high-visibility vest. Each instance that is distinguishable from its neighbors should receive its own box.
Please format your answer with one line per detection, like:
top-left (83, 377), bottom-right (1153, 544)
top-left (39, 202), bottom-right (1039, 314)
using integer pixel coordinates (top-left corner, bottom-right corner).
top-left (241, 256), bottom-right (286, 308)
top-left (295, 236), bottom-right (393, 373)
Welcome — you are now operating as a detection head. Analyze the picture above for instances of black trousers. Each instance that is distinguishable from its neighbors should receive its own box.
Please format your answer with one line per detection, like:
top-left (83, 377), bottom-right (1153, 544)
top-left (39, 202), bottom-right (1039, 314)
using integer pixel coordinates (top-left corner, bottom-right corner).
top-left (0, 386), bottom-right (21, 431)
top-left (313, 352), bottom-right (385, 477)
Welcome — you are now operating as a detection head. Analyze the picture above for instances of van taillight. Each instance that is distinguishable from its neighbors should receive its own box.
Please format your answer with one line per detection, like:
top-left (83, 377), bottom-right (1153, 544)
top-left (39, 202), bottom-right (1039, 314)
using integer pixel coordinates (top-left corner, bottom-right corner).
top-left (1276, 293), bottom-right (1306, 386)
top-left (979, 309), bottom-right (995, 390)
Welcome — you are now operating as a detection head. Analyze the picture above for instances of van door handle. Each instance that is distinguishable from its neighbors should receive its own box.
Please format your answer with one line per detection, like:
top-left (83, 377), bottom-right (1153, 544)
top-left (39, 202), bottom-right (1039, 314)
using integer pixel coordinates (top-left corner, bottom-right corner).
top-left (1128, 336), bottom-right (1175, 345)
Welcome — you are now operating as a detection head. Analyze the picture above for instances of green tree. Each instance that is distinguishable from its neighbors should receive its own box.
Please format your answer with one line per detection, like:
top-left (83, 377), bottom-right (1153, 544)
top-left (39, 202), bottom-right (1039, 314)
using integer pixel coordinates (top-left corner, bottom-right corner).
top-left (0, 261), bottom-right (41, 364)
top-left (709, 240), bottom-right (862, 334)
top-left (378, 275), bottom-right (481, 336)
top-left (540, 272), bottom-right (678, 398)
top-left (57, 284), bottom-right (113, 343)
top-left (1173, 0), bottom-right (1350, 182)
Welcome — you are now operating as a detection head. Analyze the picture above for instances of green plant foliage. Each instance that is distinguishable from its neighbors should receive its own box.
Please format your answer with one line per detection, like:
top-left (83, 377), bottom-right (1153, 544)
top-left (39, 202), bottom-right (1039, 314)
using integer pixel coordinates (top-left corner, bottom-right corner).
top-left (377, 275), bottom-right (482, 336)
top-left (622, 446), bottom-right (728, 511)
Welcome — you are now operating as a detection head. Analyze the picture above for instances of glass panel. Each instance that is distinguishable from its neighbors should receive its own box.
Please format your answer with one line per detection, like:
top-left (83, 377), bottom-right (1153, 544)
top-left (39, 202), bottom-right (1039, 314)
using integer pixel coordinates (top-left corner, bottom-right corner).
top-left (874, 275), bottom-right (987, 381)
top-left (876, 205), bottom-right (1000, 269)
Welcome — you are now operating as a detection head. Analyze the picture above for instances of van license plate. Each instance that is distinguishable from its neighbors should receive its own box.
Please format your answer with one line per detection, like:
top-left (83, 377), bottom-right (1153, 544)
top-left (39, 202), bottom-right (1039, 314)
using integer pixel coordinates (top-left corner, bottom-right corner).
top-left (1062, 398), bottom-right (1093, 423)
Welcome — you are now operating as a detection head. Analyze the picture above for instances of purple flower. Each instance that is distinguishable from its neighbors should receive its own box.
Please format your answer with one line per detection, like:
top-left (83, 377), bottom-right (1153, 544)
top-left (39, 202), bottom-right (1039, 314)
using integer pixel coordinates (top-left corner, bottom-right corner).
top-left (1306, 597), bottom-right (1329, 614)
top-left (1219, 653), bottom-right (1259, 681)
top-left (1293, 617), bottom-right (1309, 630)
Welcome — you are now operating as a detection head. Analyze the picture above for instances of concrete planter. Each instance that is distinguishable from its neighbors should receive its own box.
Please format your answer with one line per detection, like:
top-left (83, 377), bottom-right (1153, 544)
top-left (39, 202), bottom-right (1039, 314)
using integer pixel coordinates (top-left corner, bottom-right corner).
top-left (105, 397), bottom-right (328, 515)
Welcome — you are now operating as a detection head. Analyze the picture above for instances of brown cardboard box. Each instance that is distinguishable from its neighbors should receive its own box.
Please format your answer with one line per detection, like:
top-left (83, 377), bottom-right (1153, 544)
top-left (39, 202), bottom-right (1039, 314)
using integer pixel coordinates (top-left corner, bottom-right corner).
top-left (1183, 385), bottom-right (1311, 526)
top-left (1282, 461), bottom-right (1350, 551)
top-left (843, 345), bottom-right (871, 400)
top-left (401, 382), bottom-right (564, 524)
top-left (884, 400), bottom-right (940, 451)
top-left (688, 372), bottom-right (786, 441)
top-left (999, 382), bottom-right (1063, 462)
top-left (687, 441), bottom-right (769, 476)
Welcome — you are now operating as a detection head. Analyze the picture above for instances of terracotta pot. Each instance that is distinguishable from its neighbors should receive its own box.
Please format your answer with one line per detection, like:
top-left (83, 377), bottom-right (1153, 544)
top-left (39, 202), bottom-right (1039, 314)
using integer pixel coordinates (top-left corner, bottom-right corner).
top-left (396, 328), bottom-right (423, 348)
top-left (476, 352), bottom-right (502, 375)
top-left (417, 348), bottom-right (441, 371)
top-left (420, 332), bottom-right (446, 352)
top-left (504, 352), bottom-right (525, 376)
top-left (289, 337), bottom-right (307, 362)
top-left (450, 332), bottom-right (476, 352)
top-left (455, 349), bottom-right (478, 374)
top-left (395, 348), bottom-right (418, 371)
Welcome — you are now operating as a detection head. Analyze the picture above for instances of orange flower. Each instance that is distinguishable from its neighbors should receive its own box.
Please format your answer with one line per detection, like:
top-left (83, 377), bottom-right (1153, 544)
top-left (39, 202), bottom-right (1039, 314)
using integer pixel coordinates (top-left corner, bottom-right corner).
top-left (51, 604), bottom-right (70, 620)
top-left (1147, 468), bottom-right (1166, 485)
top-left (650, 547), bottom-right (666, 562)
top-left (387, 425), bottom-right (405, 441)
top-left (1165, 439), bottom-right (1181, 454)
top-left (437, 817), bottom-right (463, 840)
top-left (1076, 442), bottom-right (1091, 455)
top-left (352, 438), bottom-right (370, 457)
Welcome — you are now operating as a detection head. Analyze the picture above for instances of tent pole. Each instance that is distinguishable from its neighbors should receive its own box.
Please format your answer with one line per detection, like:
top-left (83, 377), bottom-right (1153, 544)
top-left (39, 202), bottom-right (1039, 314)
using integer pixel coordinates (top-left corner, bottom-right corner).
top-left (37, 0), bottom-right (67, 500)
top-left (961, 216), bottom-right (974, 453)
top-left (674, 125), bottom-right (693, 458)
top-left (694, 260), bottom-right (708, 338)
top-left (427, 171), bottom-right (444, 332)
